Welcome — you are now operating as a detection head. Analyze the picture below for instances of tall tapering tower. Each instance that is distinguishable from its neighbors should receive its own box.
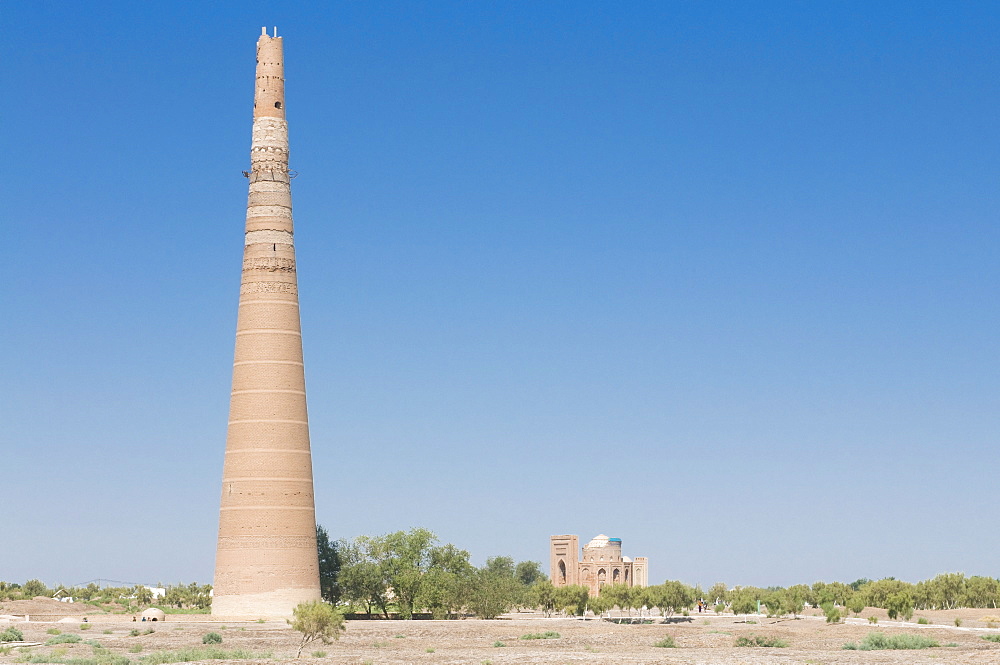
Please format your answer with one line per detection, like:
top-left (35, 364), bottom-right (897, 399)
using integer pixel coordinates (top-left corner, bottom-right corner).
top-left (212, 28), bottom-right (321, 617)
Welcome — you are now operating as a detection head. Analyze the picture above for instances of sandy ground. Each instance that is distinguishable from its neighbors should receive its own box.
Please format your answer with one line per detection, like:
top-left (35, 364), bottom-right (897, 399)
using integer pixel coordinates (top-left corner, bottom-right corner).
top-left (2, 600), bottom-right (999, 664)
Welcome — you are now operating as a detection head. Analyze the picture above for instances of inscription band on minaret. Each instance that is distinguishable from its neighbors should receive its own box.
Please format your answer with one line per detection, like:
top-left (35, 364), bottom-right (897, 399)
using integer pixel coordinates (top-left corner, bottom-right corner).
top-left (213, 28), bottom-right (321, 617)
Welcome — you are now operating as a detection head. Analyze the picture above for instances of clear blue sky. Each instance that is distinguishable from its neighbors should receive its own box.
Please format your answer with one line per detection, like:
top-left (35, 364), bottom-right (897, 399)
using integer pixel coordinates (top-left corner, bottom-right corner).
top-left (2, 1), bottom-right (998, 589)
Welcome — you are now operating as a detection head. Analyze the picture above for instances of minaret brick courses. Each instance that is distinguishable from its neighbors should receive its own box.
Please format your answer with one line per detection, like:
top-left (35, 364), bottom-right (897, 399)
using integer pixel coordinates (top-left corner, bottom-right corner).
top-left (212, 28), bottom-right (321, 617)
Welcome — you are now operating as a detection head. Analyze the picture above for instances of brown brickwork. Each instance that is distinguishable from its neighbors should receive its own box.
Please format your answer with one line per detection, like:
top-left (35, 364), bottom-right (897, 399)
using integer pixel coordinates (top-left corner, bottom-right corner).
top-left (550, 534), bottom-right (648, 596)
top-left (212, 29), bottom-right (322, 618)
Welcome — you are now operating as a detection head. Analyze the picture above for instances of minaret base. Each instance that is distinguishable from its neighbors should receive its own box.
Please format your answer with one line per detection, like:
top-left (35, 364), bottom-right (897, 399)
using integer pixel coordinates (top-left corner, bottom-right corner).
top-left (212, 588), bottom-right (321, 618)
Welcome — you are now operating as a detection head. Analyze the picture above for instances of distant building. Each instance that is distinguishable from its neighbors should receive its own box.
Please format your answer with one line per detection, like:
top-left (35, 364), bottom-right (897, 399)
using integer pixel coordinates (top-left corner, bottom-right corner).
top-left (145, 587), bottom-right (166, 599)
top-left (550, 534), bottom-right (648, 596)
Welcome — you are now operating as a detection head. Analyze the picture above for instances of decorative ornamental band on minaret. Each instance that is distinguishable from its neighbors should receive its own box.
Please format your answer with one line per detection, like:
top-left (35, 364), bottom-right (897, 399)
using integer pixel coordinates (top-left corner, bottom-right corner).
top-left (213, 28), bottom-right (321, 618)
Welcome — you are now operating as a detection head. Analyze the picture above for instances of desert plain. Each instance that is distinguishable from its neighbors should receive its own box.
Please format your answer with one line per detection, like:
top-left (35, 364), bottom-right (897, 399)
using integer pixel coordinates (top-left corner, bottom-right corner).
top-left (3, 598), bottom-right (1000, 664)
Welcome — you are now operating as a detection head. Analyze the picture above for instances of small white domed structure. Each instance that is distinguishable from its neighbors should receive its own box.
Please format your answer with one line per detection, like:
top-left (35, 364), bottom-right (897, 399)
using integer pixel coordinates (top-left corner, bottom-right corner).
top-left (140, 608), bottom-right (166, 622)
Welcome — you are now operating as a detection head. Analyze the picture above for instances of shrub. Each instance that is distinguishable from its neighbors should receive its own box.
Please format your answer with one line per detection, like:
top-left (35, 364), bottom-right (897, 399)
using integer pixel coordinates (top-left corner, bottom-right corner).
top-left (129, 645), bottom-right (144, 653)
top-left (202, 633), bottom-right (222, 644)
top-left (140, 647), bottom-right (271, 664)
top-left (519, 631), bottom-right (560, 640)
top-left (129, 630), bottom-right (140, 637)
top-left (982, 634), bottom-right (1000, 643)
top-left (46, 634), bottom-right (83, 644)
top-left (20, 655), bottom-right (132, 665)
top-left (311, 651), bottom-right (326, 657)
top-left (843, 632), bottom-right (939, 650)
top-left (954, 618), bottom-right (963, 627)
top-left (287, 601), bottom-right (345, 658)
top-left (425, 648), bottom-right (435, 653)
top-left (83, 640), bottom-right (101, 647)
top-left (917, 617), bottom-right (929, 624)
top-left (653, 636), bottom-right (676, 648)
top-left (101, 631), bottom-right (112, 635)
top-left (1, 628), bottom-right (24, 642)
top-left (80, 625), bottom-right (91, 631)
top-left (47, 629), bottom-right (62, 636)
top-left (734, 634), bottom-right (787, 648)
top-left (492, 641), bottom-right (505, 647)
top-left (821, 603), bottom-right (840, 623)
top-left (868, 616), bottom-right (878, 624)
top-left (713, 603), bottom-right (725, 613)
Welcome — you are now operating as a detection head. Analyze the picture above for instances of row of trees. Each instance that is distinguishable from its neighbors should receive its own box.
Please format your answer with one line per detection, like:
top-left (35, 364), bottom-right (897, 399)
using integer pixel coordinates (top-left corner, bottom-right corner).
top-left (0, 580), bottom-right (212, 610)
top-left (326, 527), bottom-right (545, 619)
top-left (705, 574), bottom-right (1000, 618)
top-left (5, 528), bottom-right (997, 621)
top-left (528, 580), bottom-right (699, 619)
top-left (520, 575), bottom-right (1000, 622)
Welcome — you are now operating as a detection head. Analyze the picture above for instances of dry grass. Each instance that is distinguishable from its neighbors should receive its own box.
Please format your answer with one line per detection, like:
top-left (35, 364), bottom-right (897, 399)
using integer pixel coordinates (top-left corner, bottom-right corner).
top-left (1, 605), bottom-right (998, 664)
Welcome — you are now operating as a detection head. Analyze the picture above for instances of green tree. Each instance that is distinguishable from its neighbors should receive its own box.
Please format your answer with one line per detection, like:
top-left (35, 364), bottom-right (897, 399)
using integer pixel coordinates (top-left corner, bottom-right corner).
top-left (846, 592), bottom-right (866, 616)
top-left (467, 557), bottom-right (521, 619)
top-left (316, 525), bottom-right (342, 605)
top-left (133, 585), bottom-right (153, 607)
top-left (587, 592), bottom-right (612, 618)
top-left (912, 580), bottom-right (933, 610)
top-left (600, 584), bottom-right (631, 617)
top-left (530, 580), bottom-right (557, 617)
top-left (22, 579), bottom-right (50, 598)
top-left (886, 592), bottom-right (914, 622)
top-left (515, 561), bottom-right (546, 587)
top-left (80, 583), bottom-right (100, 601)
top-left (728, 587), bottom-right (759, 617)
top-left (648, 581), bottom-right (694, 621)
top-left (863, 578), bottom-right (910, 609)
top-left (553, 584), bottom-right (590, 616)
top-left (707, 582), bottom-right (728, 606)
top-left (287, 601), bottom-right (345, 658)
top-left (849, 578), bottom-right (872, 591)
top-left (962, 576), bottom-right (1000, 608)
top-left (631, 586), bottom-right (652, 617)
top-left (764, 589), bottom-right (786, 617)
top-left (338, 539), bottom-right (389, 617)
top-left (785, 586), bottom-right (807, 617)
top-left (821, 601), bottom-right (841, 623)
top-left (418, 544), bottom-right (474, 619)
top-left (929, 573), bottom-right (965, 610)
top-left (378, 528), bottom-right (437, 619)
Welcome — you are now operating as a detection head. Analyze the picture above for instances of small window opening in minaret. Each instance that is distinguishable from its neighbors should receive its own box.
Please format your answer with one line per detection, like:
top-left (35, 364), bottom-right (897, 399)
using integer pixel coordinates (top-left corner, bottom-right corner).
top-left (275, 101), bottom-right (282, 109)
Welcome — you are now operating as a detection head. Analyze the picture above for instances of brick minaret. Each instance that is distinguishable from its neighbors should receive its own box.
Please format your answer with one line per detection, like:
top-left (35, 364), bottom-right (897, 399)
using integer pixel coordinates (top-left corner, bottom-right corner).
top-left (212, 28), bottom-right (321, 617)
